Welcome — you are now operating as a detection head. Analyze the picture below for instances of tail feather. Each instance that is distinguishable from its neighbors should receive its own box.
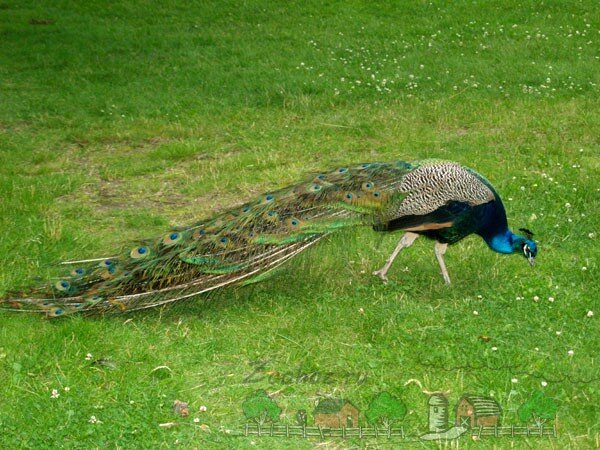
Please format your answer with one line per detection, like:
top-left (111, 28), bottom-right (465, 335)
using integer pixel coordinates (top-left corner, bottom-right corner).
top-left (1, 161), bottom-right (414, 317)
top-left (109, 235), bottom-right (326, 313)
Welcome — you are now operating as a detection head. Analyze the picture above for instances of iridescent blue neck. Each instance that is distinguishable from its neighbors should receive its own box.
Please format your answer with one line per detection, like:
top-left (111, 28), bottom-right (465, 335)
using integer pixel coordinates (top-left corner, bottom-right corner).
top-left (486, 229), bottom-right (517, 254)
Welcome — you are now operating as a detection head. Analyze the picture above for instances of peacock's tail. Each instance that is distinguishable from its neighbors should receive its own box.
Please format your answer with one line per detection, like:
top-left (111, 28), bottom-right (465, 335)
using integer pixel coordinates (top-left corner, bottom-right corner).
top-left (1, 161), bottom-right (413, 317)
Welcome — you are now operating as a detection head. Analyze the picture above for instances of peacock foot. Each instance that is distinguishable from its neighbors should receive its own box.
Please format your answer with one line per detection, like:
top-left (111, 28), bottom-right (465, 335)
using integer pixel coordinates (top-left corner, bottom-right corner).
top-left (372, 269), bottom-right (389, 283)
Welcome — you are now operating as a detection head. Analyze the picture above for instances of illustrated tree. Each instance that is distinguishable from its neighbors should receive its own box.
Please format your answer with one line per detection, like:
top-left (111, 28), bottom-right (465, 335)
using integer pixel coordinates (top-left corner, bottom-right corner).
top-left (365, 392), bottom-right (407, 430)
top-left (518, 391), bottom-right (558, 426)
top-left (296, 409), bottom-right (307, 426)
top-left (242, 390), bottom-right (281, 426)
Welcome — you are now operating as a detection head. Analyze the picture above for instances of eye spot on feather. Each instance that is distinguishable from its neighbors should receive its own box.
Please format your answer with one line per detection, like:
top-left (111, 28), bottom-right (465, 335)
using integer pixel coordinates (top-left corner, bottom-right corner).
top-left (71, 267), bottom-right (86, 277)
top-left (362, 181), bottom-right (375, 191)
top-left (192, 229), bottom-right (206, 240)
top-left (99, 259), bottom-right (113, 268)
top-left (338, 167), bottom-right (348, 173)
top-left (361, 163), bottom-right (371, 169)
top-left (264, 210), bottom-right (279, 222)
top-left (49, 307), bottom-right (64, 317)
top-left (163, 232), bottom-right (182, 246)
top-left (99, 263), bottom-right (117, 279)
top-left (242, 206), bottom-right (251, 213)
top-left (343, 192), bottom-right (356, 203)
top-left (308, 183), bottom-right (322, 193)
top-left (55, 280), bottom-right (70, 292)
top-left (263, 194), bottom-right (275, 203)
top-left (315, 174), bottom-right (326, 181)
top-left (130, 246), bottom-right (150, 259)
top-left (286, 217), bottom-right (302, 228)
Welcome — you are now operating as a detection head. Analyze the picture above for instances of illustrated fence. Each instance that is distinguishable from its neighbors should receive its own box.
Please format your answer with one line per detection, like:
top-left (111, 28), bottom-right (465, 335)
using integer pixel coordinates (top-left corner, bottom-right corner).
top-left (472, 424), bottom-right (557, 438)
top-left (243, 424), bottom-right (405, 439)
top-left (241, 423), bottom-right (557, 440)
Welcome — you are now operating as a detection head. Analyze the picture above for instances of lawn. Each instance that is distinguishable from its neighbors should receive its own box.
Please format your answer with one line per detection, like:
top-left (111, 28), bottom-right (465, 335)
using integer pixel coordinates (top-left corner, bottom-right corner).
top-left (0, 1), bottom-right (598, 448)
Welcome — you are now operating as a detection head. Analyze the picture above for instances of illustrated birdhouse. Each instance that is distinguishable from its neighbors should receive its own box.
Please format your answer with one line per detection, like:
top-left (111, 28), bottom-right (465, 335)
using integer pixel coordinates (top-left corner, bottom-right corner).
top-left (428, 394), bottom-right (449, 432)
top-left (313, 399), bottom-right (359, 428)
top-left (455, 394), bottom-right (502, 428)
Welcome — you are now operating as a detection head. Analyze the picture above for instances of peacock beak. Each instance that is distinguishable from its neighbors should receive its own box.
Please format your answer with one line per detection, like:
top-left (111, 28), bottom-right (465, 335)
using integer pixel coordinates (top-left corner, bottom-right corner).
top-left (528, 255), bottom-right (535, 267)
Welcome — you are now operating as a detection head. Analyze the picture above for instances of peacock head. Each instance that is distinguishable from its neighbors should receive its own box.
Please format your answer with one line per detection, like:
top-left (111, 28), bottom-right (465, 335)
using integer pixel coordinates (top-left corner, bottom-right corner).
top-left (514, 228), bottom-right (537, 266)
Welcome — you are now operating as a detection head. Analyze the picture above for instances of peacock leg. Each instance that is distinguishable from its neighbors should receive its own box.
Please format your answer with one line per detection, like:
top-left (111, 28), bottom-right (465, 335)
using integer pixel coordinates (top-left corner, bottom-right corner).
top-left (434, 241), bottom-right (451, 285)
top-left (373, 232), bottom-right (419, 282)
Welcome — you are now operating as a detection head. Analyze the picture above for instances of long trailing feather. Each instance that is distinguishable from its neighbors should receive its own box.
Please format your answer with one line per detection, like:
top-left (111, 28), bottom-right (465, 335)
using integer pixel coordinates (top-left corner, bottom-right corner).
top-left (1, 161), bottom-right (414, 317)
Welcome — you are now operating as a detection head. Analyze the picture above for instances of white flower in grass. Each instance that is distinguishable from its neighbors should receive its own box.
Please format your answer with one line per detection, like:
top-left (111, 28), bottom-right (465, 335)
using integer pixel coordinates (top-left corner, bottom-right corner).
top-left (533, 296), bottom-right (539, 302)
top-left (587, 310), bottom-right (593, 318)
top-left (556, 331), bottom-right (562, 336)
top-left (568, 350), bottom-right (574, 356)
top-left (64, 387), bottom-right (70, 392)
top-left (85, 353), bottom-right (93, 361)
top-left (511, 378), bottom-right (518, 384)
top-left (541, 381), bottom-right (548, 387)
top-left (193, 417), bottom-right (201, 423)
top-left (548, 297), bottom-right (555, 302)
top-left (199, 405), bottom-right (207, 412)
top-left (491, 346), bottom-right (498, 351)
top-left (88, 415), bottom-right (102, 424)
top-left (51, 389), bottom-right (60, 399)
top-left (473, 310), bottom-right (479, 316)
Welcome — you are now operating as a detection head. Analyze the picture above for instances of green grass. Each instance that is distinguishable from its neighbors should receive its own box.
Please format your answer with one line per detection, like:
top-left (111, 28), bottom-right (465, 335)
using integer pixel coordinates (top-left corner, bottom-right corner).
top-left (0, 0), bottom-right (598, 448)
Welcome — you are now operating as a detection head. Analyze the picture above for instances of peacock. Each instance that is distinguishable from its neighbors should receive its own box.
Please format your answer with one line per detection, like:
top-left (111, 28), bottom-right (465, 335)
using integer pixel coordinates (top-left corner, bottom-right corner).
top-left (1, 159), bottom-right (537, 317)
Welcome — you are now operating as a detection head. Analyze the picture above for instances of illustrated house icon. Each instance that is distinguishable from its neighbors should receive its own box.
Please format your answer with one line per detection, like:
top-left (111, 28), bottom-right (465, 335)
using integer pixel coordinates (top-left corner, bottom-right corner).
top-left (313, 399), bottom-right (359, 428)
top-left (455, 394), bottom-right (502, 428)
